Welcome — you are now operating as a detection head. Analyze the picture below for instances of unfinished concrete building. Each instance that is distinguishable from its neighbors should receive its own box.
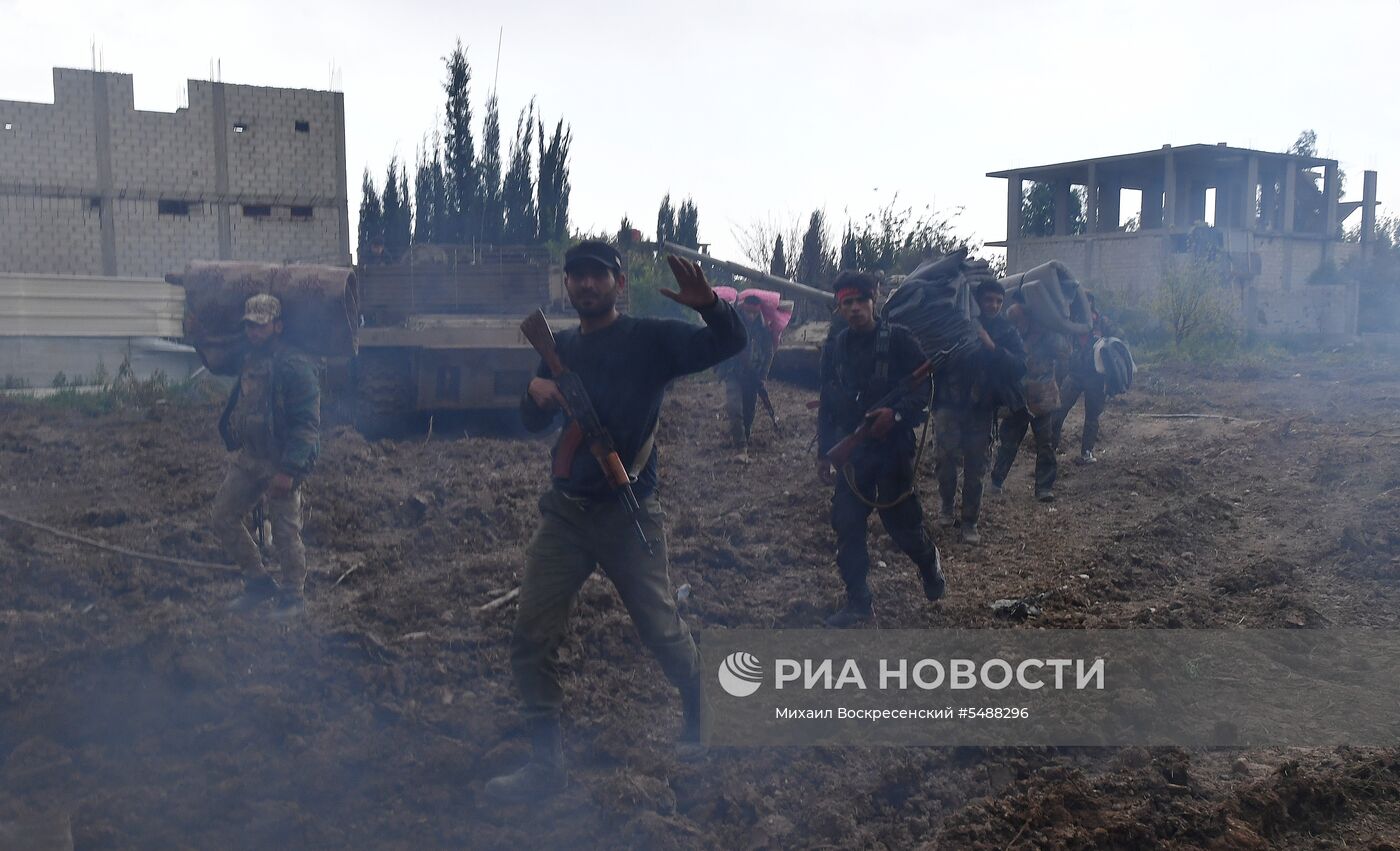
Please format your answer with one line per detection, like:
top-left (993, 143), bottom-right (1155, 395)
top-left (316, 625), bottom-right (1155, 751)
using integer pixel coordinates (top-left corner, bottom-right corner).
top-left (0, 67), bottom-right (350, 278)
top-left (989, 143), bottom-right (1380, 336)
top-left (0, 68), bottom-right (351, 386)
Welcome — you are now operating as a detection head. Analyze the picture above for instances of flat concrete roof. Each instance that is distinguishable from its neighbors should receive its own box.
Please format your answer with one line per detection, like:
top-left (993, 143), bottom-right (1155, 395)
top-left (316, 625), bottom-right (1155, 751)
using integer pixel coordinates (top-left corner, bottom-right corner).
top-left (988, 144), bottom-right (1333, 183)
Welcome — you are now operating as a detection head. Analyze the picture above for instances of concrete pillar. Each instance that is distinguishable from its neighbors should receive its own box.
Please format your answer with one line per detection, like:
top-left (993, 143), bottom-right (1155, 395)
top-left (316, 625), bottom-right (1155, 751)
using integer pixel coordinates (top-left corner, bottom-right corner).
top-left (1006, 172), bottom-right (1023, 240)
top-left (333, 91), bottom-right (351, 265)
top-left (1213, 181), bottom-right (1232, 228)
top-left (1163, 150), bottom-right (1177, 230)
top-left (1053, 180), bottom-right (1071, 236)
top-left (91, 73), bottom-right (117, 276)
top-left (1085, 163), bottom-right (1099, 233)
top-left (1141, 176), bottom-right (1164, 229)
top-left (1259, 171), bottom-right (1277, 231)
top-left (1099, 182), bottom-right (1121, 231)
top-left (1188, 183), bottom-right (1208, 225)
top-left (1282, 159), bottom-right (1297, 233)
top-left (1323, 162), bottom-right (1340, 237)
top-left (1242, 155), bottom-right (1259, 231)
top-left (211, 82), bottom-right (232, 260)
top-left (1361, 170), bottom-right (1378, 245)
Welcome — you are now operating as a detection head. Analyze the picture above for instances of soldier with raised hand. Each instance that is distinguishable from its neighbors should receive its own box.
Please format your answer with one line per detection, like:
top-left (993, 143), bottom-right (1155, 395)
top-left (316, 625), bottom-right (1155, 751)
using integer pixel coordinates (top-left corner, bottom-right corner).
top-left (816, 271), bottom-right (945, 629)
top-left (485, 240), bottom-right (746, 804)
top-left (212, 294), bottom-right (321, 618)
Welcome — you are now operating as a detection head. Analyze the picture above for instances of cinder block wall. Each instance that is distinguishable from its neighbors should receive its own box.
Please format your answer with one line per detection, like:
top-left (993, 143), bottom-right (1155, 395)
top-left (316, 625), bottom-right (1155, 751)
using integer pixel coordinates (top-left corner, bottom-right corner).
top-left (0, 68), bottom-right (350, 278)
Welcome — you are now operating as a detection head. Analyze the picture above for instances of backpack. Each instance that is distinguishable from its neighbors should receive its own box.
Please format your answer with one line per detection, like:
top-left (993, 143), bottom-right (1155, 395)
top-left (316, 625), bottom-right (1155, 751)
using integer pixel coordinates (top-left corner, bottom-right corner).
top-left (1094, 337), bottom-right (1135, 397)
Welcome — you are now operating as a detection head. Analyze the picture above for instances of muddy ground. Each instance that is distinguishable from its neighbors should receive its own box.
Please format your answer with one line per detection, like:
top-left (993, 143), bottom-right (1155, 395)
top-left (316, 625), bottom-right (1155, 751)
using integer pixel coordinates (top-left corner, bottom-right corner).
top-left (1, 352), bottom-right (1399, 849)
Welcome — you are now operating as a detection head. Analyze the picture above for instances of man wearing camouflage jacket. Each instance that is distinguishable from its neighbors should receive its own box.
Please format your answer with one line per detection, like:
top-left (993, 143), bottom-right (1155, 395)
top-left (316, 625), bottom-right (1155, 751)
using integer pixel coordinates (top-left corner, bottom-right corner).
top-left (212, 294), bottom-right (321, 617)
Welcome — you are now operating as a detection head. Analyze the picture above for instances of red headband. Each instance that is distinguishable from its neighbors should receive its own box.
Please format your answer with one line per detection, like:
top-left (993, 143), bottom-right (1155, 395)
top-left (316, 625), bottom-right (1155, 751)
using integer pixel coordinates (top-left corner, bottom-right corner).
top-left (835, 287), bottom-right (868, 304)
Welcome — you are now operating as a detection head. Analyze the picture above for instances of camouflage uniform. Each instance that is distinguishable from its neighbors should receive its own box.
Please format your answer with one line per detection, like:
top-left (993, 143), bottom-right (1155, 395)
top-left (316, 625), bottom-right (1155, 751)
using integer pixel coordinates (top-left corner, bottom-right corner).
top-left (934, 314), bottom-right (1025, 525)
top-left (717, 310), bottom-right (774, 451)
top-left (211, 342), bottom-right (320, 594)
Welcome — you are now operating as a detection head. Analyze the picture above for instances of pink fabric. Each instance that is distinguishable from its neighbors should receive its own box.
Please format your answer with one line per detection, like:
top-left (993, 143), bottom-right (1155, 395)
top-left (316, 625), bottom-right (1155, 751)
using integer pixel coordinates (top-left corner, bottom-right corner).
top-left (736, 288), bottom-right (793, 347)
top-left (713, 286), bottom-right (740, 305)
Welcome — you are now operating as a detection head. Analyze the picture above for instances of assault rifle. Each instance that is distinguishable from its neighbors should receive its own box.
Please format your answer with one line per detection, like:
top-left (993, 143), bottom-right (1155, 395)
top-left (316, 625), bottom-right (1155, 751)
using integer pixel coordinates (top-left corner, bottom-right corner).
top-left (823, 348), bottom-right (954, 468)
top-left (756, 382), bottom-right (780, 431)
top-left (520, 309), bottom-right (653, 553)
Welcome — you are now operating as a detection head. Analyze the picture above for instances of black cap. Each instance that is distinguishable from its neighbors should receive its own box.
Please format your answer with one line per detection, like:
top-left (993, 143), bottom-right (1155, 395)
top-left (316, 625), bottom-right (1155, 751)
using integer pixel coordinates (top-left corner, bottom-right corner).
top-left (742, 294), bottom-right (763, 304)
top-left (564, 240), bottom-right (623, 274)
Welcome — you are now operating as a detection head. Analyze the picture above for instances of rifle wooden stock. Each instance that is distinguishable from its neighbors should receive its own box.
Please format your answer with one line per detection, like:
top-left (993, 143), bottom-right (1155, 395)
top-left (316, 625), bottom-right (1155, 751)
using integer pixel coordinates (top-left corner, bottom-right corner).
top-left (521, 310), bottom-right (567, 378)
top-left (823, 358), bottom-right (936, 468)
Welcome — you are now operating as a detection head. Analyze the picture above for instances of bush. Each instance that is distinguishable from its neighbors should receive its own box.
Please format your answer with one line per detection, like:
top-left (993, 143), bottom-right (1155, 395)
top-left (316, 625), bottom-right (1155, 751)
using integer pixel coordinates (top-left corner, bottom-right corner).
top-left (1154, 255), bottom-right (1239, 350)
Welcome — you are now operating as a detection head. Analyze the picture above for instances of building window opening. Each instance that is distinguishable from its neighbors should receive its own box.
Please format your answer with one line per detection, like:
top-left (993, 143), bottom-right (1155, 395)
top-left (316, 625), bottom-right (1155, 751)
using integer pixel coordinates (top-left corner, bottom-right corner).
top-left (1119, 188), bottom-right (1142, 232)
top-left (1203, 188), bottom-right (1217, 227)
top-left (290, 205), bottom-right (314, 220)
top-left (233, 122), bottom-right (248, 133)
top-left (89, 197), bottom-right (102, 211)
top-left (294, 120), bottom-right (310, 133)
top-left (2, 122), bottom-right (12, 131)
top-left (243, 204), bottom-right (272, 218)
top-left (158, 199), bottom-right (191, 216)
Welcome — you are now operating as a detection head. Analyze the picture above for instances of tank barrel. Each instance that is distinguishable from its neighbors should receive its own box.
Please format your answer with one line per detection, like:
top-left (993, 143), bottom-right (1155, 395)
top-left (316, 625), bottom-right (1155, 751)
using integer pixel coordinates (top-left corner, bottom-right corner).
top-left (659, 240), bottom-right (832, 305)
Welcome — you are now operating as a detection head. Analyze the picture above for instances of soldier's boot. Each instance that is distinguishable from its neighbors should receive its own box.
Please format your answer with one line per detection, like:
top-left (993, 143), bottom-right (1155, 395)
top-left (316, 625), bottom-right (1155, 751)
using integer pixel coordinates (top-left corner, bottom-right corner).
top-left (1078, 450), bottom-right (1097, 465)
top-left (227, 575), bottom-right (278, 613)
top-left (676, 681), bottom-right (711, 762)
top-left (960, 523), bottom-right (982, 546)
top-left (268, 587), bottom-right (306, 620)
top-left (483, 717), bottom-right (568, 804)
top-left (824, 595), bottom-right (874, 629)
top-left (918, 552), bottom-right (947, 601)
top-left (937, 501), bottom-right (958, 529)
top-left (1035, 488), bottom-right (1056, 503)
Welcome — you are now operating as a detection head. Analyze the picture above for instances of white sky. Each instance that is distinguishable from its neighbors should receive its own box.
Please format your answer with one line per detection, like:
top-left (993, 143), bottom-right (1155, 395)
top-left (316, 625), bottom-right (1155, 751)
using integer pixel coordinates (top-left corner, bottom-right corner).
top-left (6, 0), bottom-right (1398, 266)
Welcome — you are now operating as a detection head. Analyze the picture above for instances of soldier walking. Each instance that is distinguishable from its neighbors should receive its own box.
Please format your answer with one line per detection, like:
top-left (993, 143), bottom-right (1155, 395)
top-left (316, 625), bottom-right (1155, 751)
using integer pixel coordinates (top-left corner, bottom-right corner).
top-left (816, 271), bottom-right (945, 628)
top-left (485, 241), bottom-right (746, 803)
top-left (718, 294), bottom-right (775, 463)
top-left (212, 294), bottom-right (321, 617)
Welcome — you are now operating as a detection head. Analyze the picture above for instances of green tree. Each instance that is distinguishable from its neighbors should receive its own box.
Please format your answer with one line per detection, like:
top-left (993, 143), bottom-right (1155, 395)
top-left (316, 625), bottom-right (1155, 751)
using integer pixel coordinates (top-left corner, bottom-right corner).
top-left (1021, 181), bottom-right (1085, 237)
top-left (618, 215), bottom-right (639, 250)
top-left (676, 198), bottom-right (699, 248)
top-left (796, 209), bottom-right (835, 288)
top-left (382, 157), bottom-right (412, 261)
top-left (536, 117), bottom-right (572, 243)
top-left (839, 227), bottom-right (857, 270)
top-left (356, 169), bottom-right (383, 263)
top-left (442, 41), bottom-right (477, 244)
top-left (502, 102), bottom-right (537, 245)
top-left (479, 92), bottom-right (504, 245)
top-left (656, 194), bottom-right (676, 247)
top-left (412, 137), bottom-right (443, 245)
top-left (771, 234), bottom-right (788, 278)
top-left (845, 198), bottom-right (975, 276)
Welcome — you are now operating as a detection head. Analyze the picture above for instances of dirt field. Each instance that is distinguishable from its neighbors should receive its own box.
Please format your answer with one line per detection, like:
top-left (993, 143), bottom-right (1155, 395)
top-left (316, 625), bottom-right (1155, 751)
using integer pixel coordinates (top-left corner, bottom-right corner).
top-left (2, 352), bottom-right (1399, 849)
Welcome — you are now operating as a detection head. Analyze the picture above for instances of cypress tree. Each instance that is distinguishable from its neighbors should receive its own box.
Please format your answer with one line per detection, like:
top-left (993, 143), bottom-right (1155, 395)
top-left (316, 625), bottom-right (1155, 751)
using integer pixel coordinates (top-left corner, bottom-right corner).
top-left (442, 41), bottom-right (477, 244)
top-left (356, 169), bottom-right (383, 264)
top-left (502, 102), bottom-right (537, 245)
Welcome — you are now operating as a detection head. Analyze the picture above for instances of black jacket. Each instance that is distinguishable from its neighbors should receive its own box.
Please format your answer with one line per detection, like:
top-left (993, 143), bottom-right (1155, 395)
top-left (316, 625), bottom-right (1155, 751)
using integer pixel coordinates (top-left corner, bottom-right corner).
top-left (817, 320), bottom-right (930, 457)
top-left (520, 300), bottom-right (747, 499)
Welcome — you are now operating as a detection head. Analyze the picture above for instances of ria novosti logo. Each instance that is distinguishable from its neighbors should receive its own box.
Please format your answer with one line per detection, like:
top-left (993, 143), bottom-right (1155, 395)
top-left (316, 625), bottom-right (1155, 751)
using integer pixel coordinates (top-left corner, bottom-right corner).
top-left (717, 651), bottom-right (763, 697)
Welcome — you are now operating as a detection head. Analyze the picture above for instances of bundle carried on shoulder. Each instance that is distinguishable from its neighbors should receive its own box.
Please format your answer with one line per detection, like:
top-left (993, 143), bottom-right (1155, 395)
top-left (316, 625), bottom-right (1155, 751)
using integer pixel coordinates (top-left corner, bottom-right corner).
top-left (880, 247), bottom-right (990, 366)
top-left (997, 260), bottom-right (1091, 337)
top-left (171, 261), bottom-right (360, 375)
